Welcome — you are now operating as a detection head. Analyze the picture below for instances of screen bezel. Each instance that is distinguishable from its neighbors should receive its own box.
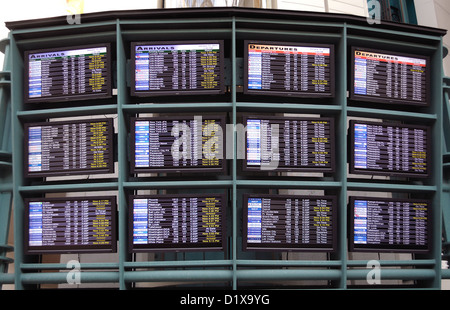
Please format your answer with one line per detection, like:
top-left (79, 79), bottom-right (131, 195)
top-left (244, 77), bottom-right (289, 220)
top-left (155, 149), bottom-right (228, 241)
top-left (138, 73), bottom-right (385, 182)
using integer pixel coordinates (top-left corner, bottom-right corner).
top-left (128, 193), bottom-right (227, 253)
top-left (242, 115), bottom-right (335, 173)
top-left (24, 118), bottom-right (115, 178)
top-left (24, 43), bottom-right (112, 104)
top-left (130, 114), bottom-right (227, 174)
top-left (243, 40), bottom-right (335, 98)
top-left (349, 46), bottom-right (431, 106)
top-left (24, 196), bottom-right (117, 254)
top-left (348, 196), bottom-right (431, 253)
top-left (348, 119), bottom-right (431, 178)
top-left (242, 193), bottom-right (337, 252)
top-left (130, 40), bottom-right (226, 97)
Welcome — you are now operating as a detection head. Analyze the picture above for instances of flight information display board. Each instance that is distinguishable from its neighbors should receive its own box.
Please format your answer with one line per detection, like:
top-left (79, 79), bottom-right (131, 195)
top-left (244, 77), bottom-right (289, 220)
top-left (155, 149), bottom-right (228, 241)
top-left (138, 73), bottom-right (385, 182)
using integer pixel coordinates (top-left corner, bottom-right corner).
top-left (349, 120), bottom-right (430, 178)
top-left (25, 44), bottom-right (111, 103)
top-left (131, 115), bottom-right (225, 173)
top-left (244, 41), bottom-right (334, 97)
top-left (25, 118), bottom-right (114, 177)
top-left (243, 194), bottom-right (336, 251)
top-left (244, 115), bottom-right (334, 172)
top-left (351, 47), bottom-right (429, 106)
top-left (129, 193), bottom-right (226, 252)
top-left (349, 196), bottom-right (430, 253)
top-left (24, 196), bottom-right (117, 254)
top-left (132, 41), bottom-right (225, 96)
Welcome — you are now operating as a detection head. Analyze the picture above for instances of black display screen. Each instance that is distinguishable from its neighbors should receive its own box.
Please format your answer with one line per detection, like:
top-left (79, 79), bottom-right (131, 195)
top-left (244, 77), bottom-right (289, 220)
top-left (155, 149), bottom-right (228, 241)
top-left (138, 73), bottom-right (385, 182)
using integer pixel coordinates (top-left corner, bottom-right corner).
top-left (350, 47), bottom-right (429, 106)
top-left (24, 196), bottom-right (117, 254)
top-left (24, 118), bottom-right (114, 177)
top-left (131, 41), bottom-right (225, 96)
top-left (244, 41), bottom-right (334, 97)
top-left (131, 115), bottom-right (226, 173)
top-left (349, 120), bottom-right (430, 178)
top-left (25, 44), bottom-right (111, 103)
top-left (243, 194), bottom-right (336, 251)
top-left (244, 115), bottom-right (334, 172)
top-left (349, 196), bottom-right (430, 253)
top-left (129, 193), bottom-right (227, 252)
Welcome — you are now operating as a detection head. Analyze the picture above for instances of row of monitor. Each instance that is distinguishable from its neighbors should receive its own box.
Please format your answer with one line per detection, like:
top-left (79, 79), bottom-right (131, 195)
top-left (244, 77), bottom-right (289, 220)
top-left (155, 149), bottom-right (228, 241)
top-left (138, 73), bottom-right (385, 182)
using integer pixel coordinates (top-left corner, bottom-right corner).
top-left (24, 116), bottom-right (431, 179)
top-left (24, 194), bottom-right (430, 254)
top-left (24, 41), bottom-right (430, 106)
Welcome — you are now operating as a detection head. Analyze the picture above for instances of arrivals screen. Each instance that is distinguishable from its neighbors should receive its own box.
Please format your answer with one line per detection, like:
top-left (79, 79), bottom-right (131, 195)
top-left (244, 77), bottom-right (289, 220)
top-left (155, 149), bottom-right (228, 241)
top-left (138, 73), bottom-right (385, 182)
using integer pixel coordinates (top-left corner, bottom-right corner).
top-left (349, 120), bottom-right (430, 178)
top-left (244, 41), bottom-right (334, 97)
top-left (243, 194), bottom-right (336, 251)
top-left (129, 193), bottom-right (226, 252)
top-left (131, 115), bottom-right (225, 173)
top-left (25, 44), bottom-right (111, 103)
top-left (25, 118), bottom-right (114, 177)
top-left (244, 116), bottom-right (334, 172)
top-left (349, 196), bottom-right (430, 252)
top-left (24, 196), bottom-right (117, 254)
top-left (351, 47), bottom-right (429, 106)
top-left (132, 41), bottom-right (225, 96)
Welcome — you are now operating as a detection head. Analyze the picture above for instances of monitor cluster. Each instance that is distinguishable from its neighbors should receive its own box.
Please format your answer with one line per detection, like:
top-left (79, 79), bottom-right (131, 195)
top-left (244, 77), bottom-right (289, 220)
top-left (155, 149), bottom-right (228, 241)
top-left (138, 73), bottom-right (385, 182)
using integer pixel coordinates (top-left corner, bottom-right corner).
top-left (21, 40), bottom-right (432, 254)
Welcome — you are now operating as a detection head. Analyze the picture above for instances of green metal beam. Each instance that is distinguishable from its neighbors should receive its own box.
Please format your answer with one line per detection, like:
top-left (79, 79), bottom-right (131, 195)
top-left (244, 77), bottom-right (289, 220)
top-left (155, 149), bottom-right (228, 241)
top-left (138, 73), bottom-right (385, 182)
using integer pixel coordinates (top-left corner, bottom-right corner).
top-left (346, 269), bottom-right (436, 281)
top-left (17, 104), bottom-right (118, 120)
top-left (21, 272), bottom-right (119, 285)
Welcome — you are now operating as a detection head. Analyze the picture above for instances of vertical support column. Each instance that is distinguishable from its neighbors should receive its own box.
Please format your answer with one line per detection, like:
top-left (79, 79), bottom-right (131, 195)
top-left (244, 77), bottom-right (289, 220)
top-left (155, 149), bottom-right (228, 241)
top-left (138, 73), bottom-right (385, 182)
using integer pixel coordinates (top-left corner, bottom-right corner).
top-left (335, 24), bottom-right (348, 289)
top-left (116, 20), bottom-right (130, 290)
top-left (429, 37), bottom-right (444, 289)
top-left (0, 41), bottom-right (11, 152)
top-left (0, 193), bottom-right (12, 251)
top-left (231, 16), bottom-right (238, 290)
top-left (0, 39), bottom-right (13, 284)
top-left (10, 32), bottom-right (25, 290)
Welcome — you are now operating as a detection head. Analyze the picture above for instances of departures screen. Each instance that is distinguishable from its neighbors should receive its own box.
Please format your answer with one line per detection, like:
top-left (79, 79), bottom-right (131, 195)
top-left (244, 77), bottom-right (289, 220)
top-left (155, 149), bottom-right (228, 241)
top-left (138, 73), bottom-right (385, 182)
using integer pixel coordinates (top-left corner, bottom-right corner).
top-left (350, 196), bottom-right (429, 252)
top-left (25, 44), bottom-right (111, 103)
top-left (351, 47), bottom-right (429, 105)
top-left (244, 194), bottom-right (336, 251)
top-left (129, 193), bottom-right (226, 252)
top-left (245, 41), bottom-right (334, 97)
top-left (349, 120), bottom-right (430, 178)
top-left (25, 196), bottom-right (117, 254)
top-left (244, 116), bottom-right (334, 172)
top-left (132, 41), bottom-right (224, 96)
